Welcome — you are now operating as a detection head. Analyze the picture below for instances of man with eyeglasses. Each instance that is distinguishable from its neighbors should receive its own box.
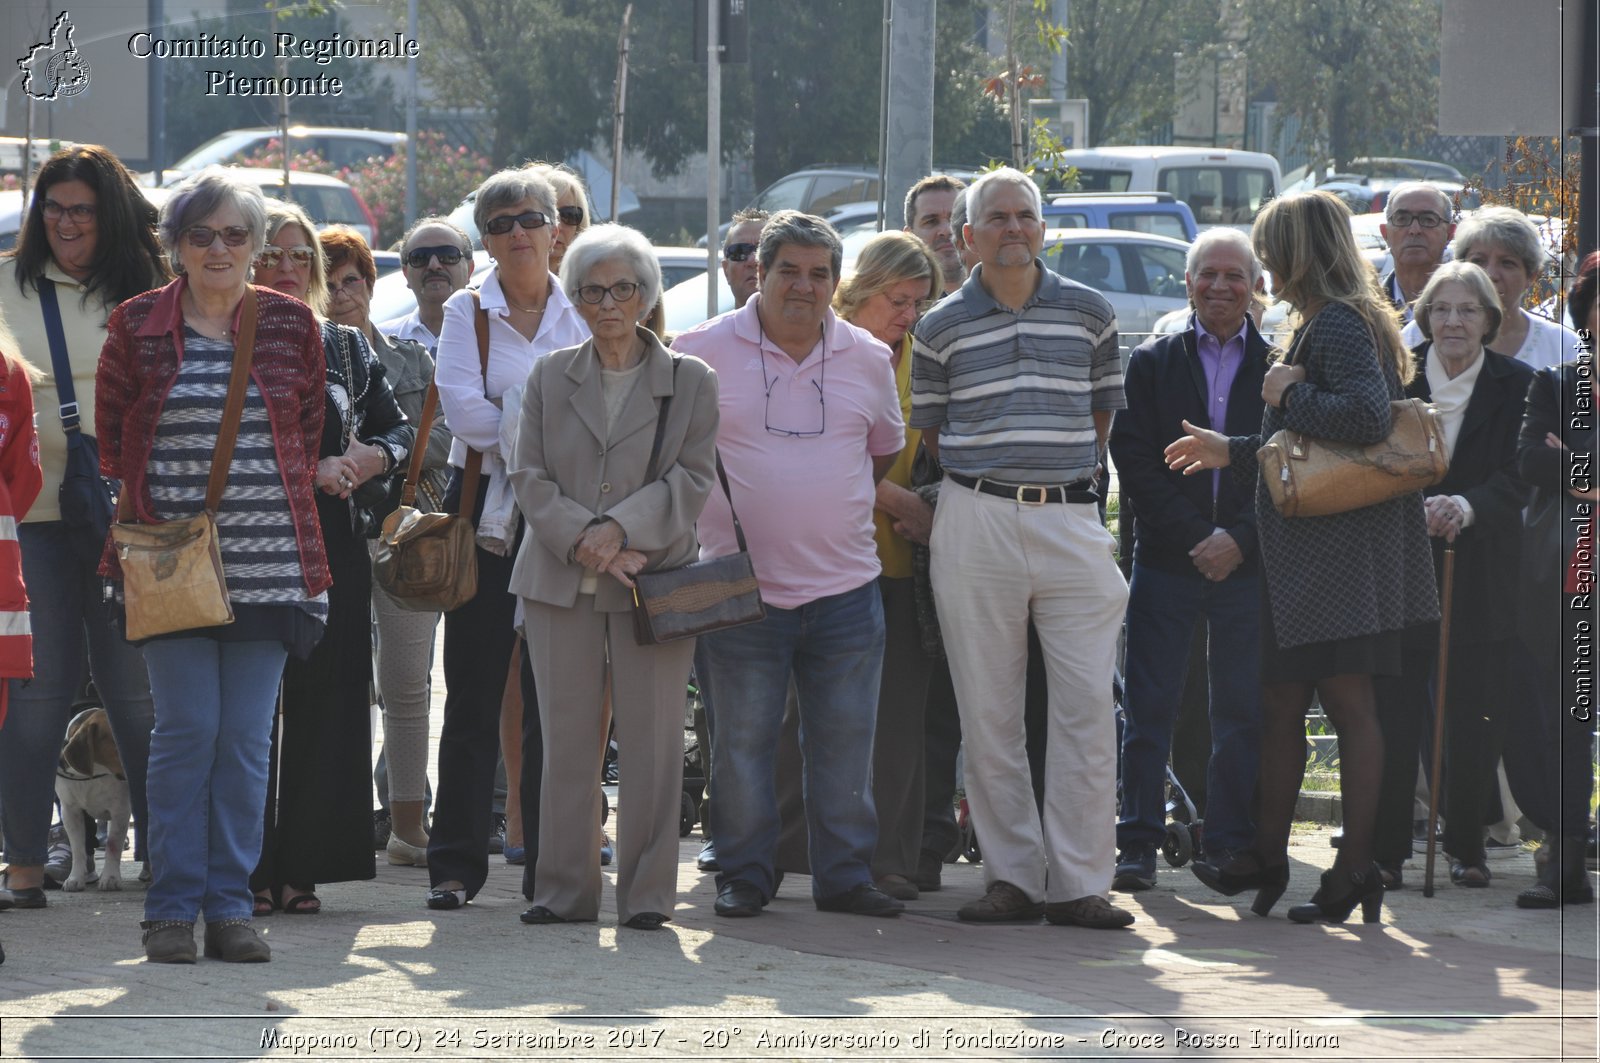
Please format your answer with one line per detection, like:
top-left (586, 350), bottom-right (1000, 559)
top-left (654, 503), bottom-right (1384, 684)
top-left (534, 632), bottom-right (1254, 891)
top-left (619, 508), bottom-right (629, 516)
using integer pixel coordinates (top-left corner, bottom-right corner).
top-left (904, 174), bottom-right (967, 295)
top-left (912, 167), bottom-right (1133, 930)
top-left (672, 210), bottom-right (906, 919)
top-left (380, 216), bottom-right (475, 350)
top-left (1379, 182), bottom-right (1455, 323)
top-left (721, 208), bottom-right (767, 309)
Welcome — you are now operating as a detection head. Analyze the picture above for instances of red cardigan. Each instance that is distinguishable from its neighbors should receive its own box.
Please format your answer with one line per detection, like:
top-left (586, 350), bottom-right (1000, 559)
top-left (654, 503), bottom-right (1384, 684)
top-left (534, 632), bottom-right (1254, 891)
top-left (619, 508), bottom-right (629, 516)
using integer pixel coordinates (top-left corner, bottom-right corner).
top-left (0, 359), bottom-right (43, 723)
top-left (95, 279), bottom-right (332, 597)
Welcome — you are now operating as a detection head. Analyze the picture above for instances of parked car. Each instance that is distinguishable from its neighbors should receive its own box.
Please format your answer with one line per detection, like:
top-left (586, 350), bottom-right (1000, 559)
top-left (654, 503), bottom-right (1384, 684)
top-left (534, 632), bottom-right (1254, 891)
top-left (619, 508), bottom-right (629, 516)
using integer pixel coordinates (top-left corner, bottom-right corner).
top-left (1283, 156), bottom-right (1466, 194)
top-left (150, 126), bottom-right (406, 181)
top-left (225, 167), bottom-right (379, 246)
top-left (1051, 147), bottom-right (1281, 230)
top-left (1044, 192), bottom-right (1197, 242)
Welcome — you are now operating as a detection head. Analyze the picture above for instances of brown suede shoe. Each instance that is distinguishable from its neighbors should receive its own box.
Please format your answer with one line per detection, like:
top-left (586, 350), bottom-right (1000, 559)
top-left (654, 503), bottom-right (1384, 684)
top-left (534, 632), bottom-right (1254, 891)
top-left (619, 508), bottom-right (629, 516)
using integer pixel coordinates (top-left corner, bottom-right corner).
top-left (1044, 894), bottom-right (1135, 929)
top-left (877, 874), bottom-right (920, 901)
top-left (957, 880), bottom-right (1044, 922)
top-left (141, 921), bottom-right (196, 964)
top-left (203, 920), bottom-right (272, 962)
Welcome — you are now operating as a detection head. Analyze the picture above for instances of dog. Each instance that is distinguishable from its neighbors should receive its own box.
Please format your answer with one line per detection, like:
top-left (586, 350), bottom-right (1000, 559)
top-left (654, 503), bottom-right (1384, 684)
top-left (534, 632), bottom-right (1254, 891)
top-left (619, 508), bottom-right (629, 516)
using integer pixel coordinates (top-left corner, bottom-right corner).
top-left (54, 708), bottom-right (131, 892)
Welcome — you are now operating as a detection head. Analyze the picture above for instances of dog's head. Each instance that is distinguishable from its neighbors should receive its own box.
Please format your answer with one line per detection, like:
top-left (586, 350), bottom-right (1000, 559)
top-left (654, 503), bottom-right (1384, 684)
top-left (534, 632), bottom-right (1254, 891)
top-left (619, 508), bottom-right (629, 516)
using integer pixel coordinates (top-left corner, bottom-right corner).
top-left (60, 708), bottom-right (124, 779)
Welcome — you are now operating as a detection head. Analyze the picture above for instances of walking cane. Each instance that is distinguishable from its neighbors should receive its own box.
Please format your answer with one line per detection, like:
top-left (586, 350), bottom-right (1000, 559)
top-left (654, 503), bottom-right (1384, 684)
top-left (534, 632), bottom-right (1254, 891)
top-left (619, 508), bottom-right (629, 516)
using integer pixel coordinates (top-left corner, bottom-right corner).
top-left (1422, 543), bottom-right (1457, 898)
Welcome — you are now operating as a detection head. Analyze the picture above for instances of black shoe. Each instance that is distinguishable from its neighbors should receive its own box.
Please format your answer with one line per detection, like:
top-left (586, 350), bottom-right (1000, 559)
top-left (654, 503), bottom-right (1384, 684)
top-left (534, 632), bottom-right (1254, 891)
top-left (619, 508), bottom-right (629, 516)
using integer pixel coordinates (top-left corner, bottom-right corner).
top-left (909, 848), bottom-right (943, 892)
top-left (713, 880), bottom-right (764, 917)
top-left (696, 838), bottom-right (719, 872)
top-left (1288, 863), bottom-right (1384, 925)
top-left (1191, 849), bottom-right (1288, 916)
top-left (623, 911), bottom-right (670, 930)
top-left (425, 888), bottom-right (466, 911)
top-left (1112, 845), bottom-right (1157, 892)
top-left (372, 809), bottom-right (392, 851)
top-left (487, 813), bottom-right (506, 856)
top-left (519, 905), bottom-right (566, 925)
top-left (814, 882), bottom-right (904, 917)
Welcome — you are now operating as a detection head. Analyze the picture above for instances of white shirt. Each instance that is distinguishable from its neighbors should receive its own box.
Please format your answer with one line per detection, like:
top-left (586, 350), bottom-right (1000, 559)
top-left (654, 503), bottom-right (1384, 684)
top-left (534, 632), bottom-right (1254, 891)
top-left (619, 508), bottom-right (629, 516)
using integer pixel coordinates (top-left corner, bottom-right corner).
top-left (379, 309), bottom-right (439, 351)
top-left (434, 267), bottom-right (589, 468)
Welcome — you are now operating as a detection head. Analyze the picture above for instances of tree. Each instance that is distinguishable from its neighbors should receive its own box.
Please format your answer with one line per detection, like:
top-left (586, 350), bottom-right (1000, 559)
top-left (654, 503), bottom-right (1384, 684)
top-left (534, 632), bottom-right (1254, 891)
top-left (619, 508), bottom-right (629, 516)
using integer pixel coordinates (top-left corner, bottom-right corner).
top-left (1067, 0), bottom-right (1222, 147)
top-left (1246, 0), bottom-right (1440, 171)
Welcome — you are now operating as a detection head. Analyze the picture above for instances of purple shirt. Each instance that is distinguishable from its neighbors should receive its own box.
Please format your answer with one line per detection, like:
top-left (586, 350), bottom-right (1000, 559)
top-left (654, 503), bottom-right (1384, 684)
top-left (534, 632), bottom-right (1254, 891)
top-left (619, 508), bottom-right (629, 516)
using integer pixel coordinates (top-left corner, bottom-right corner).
top-left (1194, 313), bottom-right (1247, 502)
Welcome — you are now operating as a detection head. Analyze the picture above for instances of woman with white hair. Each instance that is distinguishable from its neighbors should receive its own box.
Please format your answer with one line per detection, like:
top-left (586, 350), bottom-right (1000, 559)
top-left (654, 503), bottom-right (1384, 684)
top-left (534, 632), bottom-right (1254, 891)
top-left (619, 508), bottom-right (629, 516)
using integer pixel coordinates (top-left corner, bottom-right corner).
top-left (509, 224), bottom-right (719, 929)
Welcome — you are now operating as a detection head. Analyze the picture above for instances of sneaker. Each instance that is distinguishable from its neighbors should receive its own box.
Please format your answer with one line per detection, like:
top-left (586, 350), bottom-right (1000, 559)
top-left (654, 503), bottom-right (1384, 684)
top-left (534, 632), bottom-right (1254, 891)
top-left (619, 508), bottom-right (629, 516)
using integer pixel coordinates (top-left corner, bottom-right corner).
top-left (372, 809), bottom-right (392, 851)
top-left (909, 848), bottom-right (943, 892)
top-left (1112, 845), bottom-right (1157, 892)
top-left (957, 880), bottom-right (1044, 923)
top-left (599, 832), bottom-right (614, 867)
top-left (487, 813), bottom-right (506, 856)
top-left (1484, 837), bottom-right (1522, 861)
top-left (1411, 819), bottom-right (1443, 853)
top-left (1044, 894), bottom-right (1135, 929)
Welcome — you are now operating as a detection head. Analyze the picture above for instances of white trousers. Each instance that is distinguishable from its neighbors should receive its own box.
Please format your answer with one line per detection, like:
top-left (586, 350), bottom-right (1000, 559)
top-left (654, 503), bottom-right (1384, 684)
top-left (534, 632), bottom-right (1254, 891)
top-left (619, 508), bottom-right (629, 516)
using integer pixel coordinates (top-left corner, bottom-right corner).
top-left (931, 479), bottom-right (1128, 902)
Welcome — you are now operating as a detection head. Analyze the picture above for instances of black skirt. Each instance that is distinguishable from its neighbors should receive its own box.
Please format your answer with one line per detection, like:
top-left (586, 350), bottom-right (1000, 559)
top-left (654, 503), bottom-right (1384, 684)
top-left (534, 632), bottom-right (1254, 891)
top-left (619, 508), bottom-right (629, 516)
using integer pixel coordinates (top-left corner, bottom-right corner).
top-left (1259, 581), bottom-right (1405, 684)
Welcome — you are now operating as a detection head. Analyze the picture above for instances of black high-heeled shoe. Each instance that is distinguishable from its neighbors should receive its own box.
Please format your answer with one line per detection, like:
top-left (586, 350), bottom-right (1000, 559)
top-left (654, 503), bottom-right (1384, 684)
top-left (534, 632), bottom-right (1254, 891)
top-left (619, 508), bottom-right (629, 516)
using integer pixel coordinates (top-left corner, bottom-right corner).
top-left (1287, 863), bottom-right (1384, 925)
top-left (1191, 852), bottom-right (1290, 916)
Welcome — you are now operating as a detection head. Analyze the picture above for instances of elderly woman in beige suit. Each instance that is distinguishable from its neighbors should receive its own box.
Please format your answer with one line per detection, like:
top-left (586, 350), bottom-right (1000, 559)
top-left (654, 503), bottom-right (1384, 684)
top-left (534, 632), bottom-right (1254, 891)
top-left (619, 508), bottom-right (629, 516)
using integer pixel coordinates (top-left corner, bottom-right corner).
top-left (508, 224), bottom-right (720, 930)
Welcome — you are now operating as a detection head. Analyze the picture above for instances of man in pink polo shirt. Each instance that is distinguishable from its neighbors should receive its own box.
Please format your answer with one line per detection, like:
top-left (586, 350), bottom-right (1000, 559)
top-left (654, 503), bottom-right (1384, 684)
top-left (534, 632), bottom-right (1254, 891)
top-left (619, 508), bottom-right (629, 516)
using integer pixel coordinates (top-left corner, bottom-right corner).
top-left (672, 210), bottom-right (905, 919)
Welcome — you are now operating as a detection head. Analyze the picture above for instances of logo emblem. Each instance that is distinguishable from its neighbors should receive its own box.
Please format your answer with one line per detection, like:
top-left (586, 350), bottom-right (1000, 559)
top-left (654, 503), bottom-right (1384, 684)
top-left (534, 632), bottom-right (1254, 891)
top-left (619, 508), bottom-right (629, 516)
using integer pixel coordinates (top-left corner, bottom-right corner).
top-left (17, 12), bottom-right (92, 102)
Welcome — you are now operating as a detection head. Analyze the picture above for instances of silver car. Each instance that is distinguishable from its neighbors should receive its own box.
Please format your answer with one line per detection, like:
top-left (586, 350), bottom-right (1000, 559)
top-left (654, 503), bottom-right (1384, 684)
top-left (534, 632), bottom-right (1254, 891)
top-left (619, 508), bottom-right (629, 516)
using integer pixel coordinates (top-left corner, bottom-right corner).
top-left (1042, 228), bottom-right (1193, 356)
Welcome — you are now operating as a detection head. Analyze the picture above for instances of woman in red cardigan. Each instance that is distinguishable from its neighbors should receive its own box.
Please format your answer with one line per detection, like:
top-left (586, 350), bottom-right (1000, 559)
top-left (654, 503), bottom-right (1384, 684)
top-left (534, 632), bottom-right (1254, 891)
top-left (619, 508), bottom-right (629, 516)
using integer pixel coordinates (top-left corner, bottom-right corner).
top-left (0, 317), bottom-right (44, 724)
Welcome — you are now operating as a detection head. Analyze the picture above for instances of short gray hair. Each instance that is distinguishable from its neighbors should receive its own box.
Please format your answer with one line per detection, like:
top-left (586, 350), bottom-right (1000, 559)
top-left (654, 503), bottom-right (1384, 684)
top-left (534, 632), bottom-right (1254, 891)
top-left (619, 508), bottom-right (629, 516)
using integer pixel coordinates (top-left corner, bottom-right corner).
top-left (950, 188), bottom-right (970, 250)
top-left (159, 166), bottom-right (268, 265)
top-left (472, 168), bottom-right (557, 237)
top-left (1414, 260), bottom-right (1503, 345)
top-left (1384, 181), bottom-right (1453, 223)
top-left (402, 215), bottom-right (472, 255)
top-left (559, 223), bottom-right (662, 311)
top-left (1186, 227), bottom-right (1262, 286)
top-left (1453, 206), bottom-right (1549, 281)
top-left (965, 167), bottom-right (1041, 227)
top-left (757, 210), bottom-right (842, 280)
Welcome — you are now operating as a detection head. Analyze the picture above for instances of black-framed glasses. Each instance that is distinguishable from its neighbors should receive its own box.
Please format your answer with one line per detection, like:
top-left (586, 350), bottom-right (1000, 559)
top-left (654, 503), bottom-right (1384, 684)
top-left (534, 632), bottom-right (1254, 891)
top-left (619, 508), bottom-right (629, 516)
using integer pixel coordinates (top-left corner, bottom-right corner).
top-left (557, 206), bottom-right (585, 227)
top-left (1388, 210), bottom-right (1445, 230)
top-left (42, 199), bottom-right (95, 223)
top-left (723, 242), bottom-right (758, 262)
top-left (758, 321), bottom-right (826, 438)
top-left (404, 244), bottom-right (464, 269)
top-left (255, 244), bottom-right (315, 269)
top-left (329, 271), bottom-right (369, 294)
top-left (483, 211), bottom-right (549, 236)
top-left (575, 280), bottom-right (639, 305)
top-left (186, 225), bottom-right (252, 248)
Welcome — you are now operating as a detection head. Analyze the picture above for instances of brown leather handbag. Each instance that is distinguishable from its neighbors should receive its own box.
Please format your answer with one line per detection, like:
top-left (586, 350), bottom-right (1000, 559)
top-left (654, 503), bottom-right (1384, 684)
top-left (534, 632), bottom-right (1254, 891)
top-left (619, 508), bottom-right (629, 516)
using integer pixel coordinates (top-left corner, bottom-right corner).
top-left (629, 364), bottom-right (765, 644)
top-left (1257, 326), bottom-right (1448, 518)
top-left (372, 300), bottom-right (487, 612)
top-left (112, 289), bottom-right (258, 640)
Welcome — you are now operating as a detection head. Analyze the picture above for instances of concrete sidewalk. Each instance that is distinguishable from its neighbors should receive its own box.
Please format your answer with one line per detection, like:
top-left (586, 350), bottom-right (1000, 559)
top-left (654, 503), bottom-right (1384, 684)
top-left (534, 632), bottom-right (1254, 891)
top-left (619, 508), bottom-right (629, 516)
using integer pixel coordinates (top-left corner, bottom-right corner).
top-left (0, 822), bottom-right (1592, 1061)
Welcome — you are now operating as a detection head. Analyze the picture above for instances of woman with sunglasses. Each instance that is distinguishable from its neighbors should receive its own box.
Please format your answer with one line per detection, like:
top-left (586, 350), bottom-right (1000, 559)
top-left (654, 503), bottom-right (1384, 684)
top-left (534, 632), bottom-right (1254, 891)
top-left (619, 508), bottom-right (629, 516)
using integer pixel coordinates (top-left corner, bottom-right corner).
top-left (528, 163), bottom-right (592, 276)
top-left (95, 168), bottom-right (327, 963)
top-left (247, 202), bottom-right (411, 918)
top-left (322, 224), bottom-right (452, 867)
top-left (426, 168), bottom-right (588, 911)
top-left (0, 145), bottom-right (168, 908)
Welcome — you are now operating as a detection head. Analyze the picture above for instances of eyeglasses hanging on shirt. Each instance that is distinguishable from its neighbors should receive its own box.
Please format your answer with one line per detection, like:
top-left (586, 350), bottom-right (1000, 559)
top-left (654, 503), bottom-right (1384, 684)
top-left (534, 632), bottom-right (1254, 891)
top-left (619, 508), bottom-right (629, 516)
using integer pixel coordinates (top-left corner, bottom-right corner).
top-left (757, 318), bottom-right (826, 438)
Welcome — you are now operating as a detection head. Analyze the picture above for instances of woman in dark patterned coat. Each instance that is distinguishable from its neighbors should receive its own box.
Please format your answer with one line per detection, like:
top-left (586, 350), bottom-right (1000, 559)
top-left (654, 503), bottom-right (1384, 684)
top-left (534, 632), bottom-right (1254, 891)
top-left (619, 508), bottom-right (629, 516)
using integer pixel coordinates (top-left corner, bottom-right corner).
top-left (1166, 190), bottom-right (1439, 926)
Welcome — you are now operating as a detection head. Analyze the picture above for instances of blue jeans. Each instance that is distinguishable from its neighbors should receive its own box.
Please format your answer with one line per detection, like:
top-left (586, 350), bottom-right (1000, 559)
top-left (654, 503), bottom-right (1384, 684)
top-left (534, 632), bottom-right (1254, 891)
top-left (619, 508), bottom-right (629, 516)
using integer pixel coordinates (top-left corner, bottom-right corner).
top-left (1118, 562), bottom-right (1261, 855)
top-left (1, 521), bottom-right (154, 864)
top-left (701, 580), bottom-right (885, 899)
top-left (141, 638), bottom-right (287, 923)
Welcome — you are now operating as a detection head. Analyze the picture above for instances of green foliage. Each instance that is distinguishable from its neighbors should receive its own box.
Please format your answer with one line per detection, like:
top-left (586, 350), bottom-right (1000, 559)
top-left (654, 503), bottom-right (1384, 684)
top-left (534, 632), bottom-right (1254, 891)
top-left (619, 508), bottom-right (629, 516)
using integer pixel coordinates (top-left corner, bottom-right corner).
top-left (1066, 0), bottom-right (1223, 146)
top-left (1246, 0), bottom-right (1440, 170)
top-left (1465, 135), bottom-right (1584, 310)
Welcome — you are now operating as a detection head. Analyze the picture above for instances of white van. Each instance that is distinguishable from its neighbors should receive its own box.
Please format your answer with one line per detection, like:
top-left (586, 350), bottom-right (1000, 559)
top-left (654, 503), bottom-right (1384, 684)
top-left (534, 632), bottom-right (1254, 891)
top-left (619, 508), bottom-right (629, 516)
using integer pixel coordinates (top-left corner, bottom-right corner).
top-left (1055, 147), bottom-right (1282, 230)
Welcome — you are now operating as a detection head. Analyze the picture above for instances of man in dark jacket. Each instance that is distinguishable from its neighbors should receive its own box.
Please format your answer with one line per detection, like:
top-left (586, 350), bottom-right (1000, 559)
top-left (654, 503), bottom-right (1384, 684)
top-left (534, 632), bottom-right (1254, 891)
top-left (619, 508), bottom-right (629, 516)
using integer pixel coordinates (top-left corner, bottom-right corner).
top-left (1108, 228), bottom-right (1271, 890)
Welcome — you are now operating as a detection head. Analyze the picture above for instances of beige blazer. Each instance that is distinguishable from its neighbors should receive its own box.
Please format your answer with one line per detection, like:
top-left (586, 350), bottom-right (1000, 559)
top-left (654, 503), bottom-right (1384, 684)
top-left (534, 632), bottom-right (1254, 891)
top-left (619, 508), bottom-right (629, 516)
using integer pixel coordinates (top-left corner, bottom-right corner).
top-left (507, 327), bottom-right (720, 611)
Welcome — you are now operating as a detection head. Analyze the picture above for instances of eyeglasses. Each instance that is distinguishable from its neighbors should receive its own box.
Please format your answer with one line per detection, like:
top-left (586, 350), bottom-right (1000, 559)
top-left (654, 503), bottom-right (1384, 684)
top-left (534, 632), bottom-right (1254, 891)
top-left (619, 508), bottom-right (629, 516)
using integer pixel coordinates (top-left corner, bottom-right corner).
top-left (255, 245), bottom-right (315, 269)
top-left (758, 320), bottom-right (826, 438)
top-left (185, 225), bottom-right (252, 248)
top-left (884, 293), bottom-right (933, 316)
top-left (1430, 303), bottom-right (1485, 322)
top-left (723, 242), bottom-right (758, 263)
top-left (1388, 210), bottom-right (1446, 230)
top-left (575, 280), bottom-right (639, 304)
top-left (557, 206), bottom-right (585, 228)
top-left (404, 244), bottom-right (465, 269)
top-left (42, 199), bottom-right (95, 223)
top-left (483, 211), bottom-right (548, 236)
top-left (330, 272), bottom-right (369, 294)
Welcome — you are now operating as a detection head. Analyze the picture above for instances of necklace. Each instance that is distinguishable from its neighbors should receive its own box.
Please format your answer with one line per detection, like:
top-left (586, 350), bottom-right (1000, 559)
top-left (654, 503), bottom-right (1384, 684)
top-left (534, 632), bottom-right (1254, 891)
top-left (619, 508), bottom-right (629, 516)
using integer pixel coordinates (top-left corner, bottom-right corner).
top-left (502, 291), bottom-right (547, 314)
top-left (183, 290), bottom-right (234, 336)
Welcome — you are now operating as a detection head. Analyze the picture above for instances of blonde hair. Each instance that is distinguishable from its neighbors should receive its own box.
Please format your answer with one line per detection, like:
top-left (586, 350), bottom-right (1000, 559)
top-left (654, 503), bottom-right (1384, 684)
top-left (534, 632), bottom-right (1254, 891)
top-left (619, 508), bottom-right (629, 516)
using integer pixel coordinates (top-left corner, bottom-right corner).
top-left (834, 231), bottom-right (942, 321)
top-left (263, 200), bottom-right (329, 316)
top-left (1253, 190), bottom-right (1410, 383)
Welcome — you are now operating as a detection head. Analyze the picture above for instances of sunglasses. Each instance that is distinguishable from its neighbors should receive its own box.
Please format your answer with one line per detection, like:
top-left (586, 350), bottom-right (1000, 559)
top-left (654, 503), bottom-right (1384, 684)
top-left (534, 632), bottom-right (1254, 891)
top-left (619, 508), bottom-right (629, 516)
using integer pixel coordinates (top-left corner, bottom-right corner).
top-left (255, 245), bottom-right (316, 269)
top-left (185, 225), bottom-right (252, 248)
top-left (723, 242), bottom-right (758, 263)
top-left (404, 244), bottom-right (465, 269)
top-left (557, 206), bottom-right (585, 227)
top-left (483, 211), bottom-right (549, 236)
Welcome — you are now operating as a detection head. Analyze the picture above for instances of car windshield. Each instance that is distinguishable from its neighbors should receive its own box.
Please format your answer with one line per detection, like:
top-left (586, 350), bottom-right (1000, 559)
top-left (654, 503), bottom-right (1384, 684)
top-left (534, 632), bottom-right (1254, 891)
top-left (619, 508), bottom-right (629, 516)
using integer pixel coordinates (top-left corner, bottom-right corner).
top-left (1070, 169), bottom-right (1132, 193)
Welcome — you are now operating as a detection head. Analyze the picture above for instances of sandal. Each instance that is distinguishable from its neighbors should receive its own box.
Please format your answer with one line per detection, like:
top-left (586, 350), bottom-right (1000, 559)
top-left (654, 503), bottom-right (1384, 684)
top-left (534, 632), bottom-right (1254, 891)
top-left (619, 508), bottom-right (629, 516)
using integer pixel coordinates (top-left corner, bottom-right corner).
top-left (252, 892), bottom-right (277, 917)
top-left (1450, 861), bottom-right (1490, 888)
top-left (280, 885), bottom-right (321, 914)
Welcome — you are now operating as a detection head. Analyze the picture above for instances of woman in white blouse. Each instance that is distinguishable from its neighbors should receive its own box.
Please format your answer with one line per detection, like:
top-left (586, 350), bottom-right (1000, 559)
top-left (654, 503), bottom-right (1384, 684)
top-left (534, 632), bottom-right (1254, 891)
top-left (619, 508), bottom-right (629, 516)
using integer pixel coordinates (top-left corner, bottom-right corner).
top-left (1449, 208), bottom-right (1579, 371)
top-left (424, 168), bottom-right (589, 910)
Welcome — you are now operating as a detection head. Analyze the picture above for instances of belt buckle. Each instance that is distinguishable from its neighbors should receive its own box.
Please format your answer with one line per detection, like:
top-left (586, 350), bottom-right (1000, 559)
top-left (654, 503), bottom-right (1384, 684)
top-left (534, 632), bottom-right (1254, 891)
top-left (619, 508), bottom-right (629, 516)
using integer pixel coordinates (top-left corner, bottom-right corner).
top-left (1015, 484), bottom-right (1048, 506)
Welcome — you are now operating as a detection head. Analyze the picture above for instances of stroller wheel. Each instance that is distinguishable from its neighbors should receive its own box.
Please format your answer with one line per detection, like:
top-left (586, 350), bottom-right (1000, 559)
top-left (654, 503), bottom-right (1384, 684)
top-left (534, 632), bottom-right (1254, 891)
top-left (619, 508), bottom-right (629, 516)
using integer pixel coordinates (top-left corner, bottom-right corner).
top-left (679, 792), bottom-right (695, 837)
top-left (1162, 821), bottom-right (1193, 867)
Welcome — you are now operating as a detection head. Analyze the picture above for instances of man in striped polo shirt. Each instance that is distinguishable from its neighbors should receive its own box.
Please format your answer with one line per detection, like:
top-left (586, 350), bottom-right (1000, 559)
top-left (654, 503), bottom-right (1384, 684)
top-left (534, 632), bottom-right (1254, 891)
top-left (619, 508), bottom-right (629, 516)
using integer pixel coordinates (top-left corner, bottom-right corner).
top-left (911, 167), bottom-right (1133, 929)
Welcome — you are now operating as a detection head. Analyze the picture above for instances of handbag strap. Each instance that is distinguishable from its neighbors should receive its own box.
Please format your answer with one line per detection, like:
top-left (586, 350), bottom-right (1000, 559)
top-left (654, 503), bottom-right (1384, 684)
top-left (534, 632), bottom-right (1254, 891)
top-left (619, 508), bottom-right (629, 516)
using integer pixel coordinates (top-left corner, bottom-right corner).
top-left (716, 451), bottom-right (752, 554)
top-left (399, 381), bottom-right (439, 508)
top-left (36, 280), bottom-right (85, 439)
top-left (203, 288), bottom-right (259, 515)
top-left (455, 293), bottom-right (490, 524)
top-left (641, 354), bottom-right (680, 483)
